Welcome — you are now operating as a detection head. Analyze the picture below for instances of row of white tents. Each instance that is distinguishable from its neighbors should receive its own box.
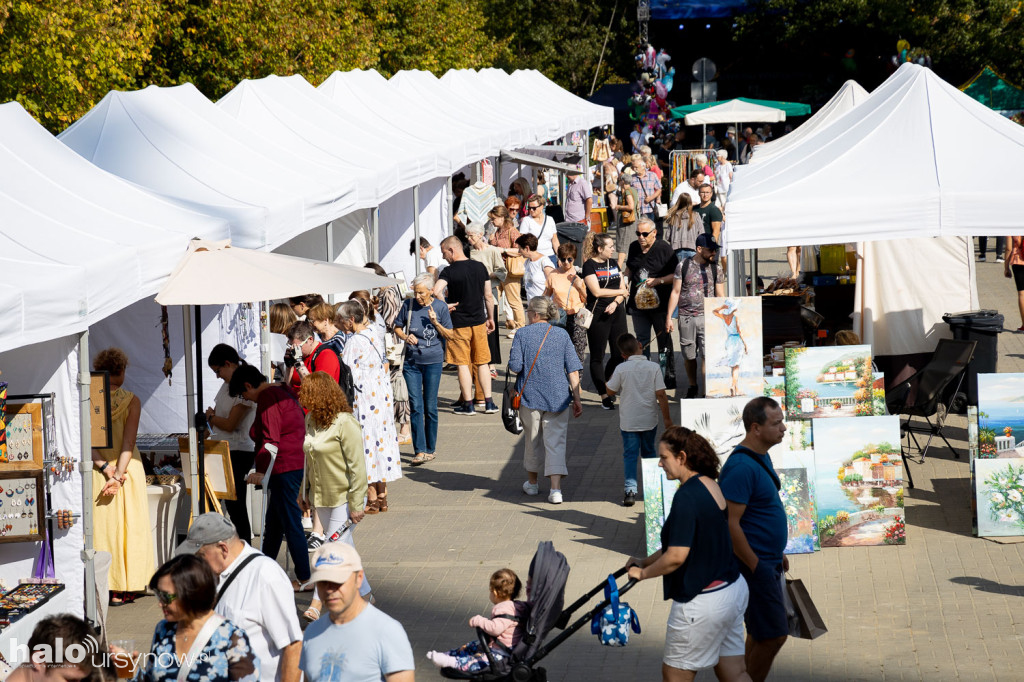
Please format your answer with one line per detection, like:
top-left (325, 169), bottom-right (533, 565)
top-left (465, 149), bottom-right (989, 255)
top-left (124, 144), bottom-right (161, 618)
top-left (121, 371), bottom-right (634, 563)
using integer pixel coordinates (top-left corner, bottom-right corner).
top-left (0, 67), bottom-right (612, 623)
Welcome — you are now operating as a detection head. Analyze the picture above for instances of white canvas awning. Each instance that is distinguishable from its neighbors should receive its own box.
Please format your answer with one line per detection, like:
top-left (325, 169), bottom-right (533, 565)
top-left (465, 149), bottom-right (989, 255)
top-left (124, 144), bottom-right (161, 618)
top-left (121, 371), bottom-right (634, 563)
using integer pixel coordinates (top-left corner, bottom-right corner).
top-left (684, 99), bottom-right (786, 125)
top-left (499, 149), bottom-right (583, 173)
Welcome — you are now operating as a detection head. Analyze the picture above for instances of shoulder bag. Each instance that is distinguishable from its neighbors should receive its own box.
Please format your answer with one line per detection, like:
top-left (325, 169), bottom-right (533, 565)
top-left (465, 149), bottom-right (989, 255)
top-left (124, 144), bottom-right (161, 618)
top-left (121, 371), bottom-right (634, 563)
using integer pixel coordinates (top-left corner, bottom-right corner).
top-left (175, 613), bottom-right (224, 682)
top-left (390, 302), bottom-right (412, 402)
top-left (577, 259), bottom-right (613, 329)
top-left (619, 188), bottom-right (637, 224)
top-left (502, 325), bottom-right (552, 434)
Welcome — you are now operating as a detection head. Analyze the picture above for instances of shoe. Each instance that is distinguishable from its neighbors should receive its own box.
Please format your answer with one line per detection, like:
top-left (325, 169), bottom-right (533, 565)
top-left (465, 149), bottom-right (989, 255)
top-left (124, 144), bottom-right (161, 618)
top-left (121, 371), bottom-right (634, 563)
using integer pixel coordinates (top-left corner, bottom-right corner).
top-left (484, 399), bottom-right (499, 414)
top-left (997, 257), bottom-right (1006, 263)
top-left (506, 331), bottom-right (517, 339)
top-left (978, 255), bottom-right (987, 262)
top-left (364, 499), bottom-right (381, 515)
top-left (301, 515), bottom-right (312, 531)
top-left (685, 386), bottom-right (698, 399)
top-left (452, 398), bottom-right (467, 410)
top-left (523, 481), bottom-right (540, 496)
top-left (623, 491), bottom-right (636, 507)
top-left (453, 403), bottom-right (476, 416)
top-left (474, 400), bottom-right (486, 411)
top-left (1017, 326), bottom-right (1024, 333)
top-left (602, 396), bottom-right (616, 410)
top-left (306, 532), bottom-right (326, 552)
top-left (490, 368), bottom-right (498, 379)
top-left (548, 490), bottom-right (563, 504)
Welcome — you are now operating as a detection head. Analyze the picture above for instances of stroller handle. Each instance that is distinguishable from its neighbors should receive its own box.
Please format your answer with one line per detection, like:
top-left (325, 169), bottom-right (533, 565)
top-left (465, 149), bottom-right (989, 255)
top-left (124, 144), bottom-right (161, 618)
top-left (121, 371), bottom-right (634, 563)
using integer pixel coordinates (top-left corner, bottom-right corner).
top-left (556, 567), bottom-right (629, 628)
top-left (534, 573), bottom-right (638, 665)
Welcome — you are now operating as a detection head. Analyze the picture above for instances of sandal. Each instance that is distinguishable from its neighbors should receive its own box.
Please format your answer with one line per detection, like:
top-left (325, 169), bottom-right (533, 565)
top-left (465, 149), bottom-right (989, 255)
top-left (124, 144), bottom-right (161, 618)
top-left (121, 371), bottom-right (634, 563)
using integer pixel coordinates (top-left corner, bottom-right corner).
top-left (303, 605), bottom-right (321, 623)
top-left (377, 495), bottom-right (388, 512)
top-left (364, 499), bottom-right (381, 515)
top-left (411, 453), bottom-right (436, 466)
top-left (292, 580), bottom-right (314, 593)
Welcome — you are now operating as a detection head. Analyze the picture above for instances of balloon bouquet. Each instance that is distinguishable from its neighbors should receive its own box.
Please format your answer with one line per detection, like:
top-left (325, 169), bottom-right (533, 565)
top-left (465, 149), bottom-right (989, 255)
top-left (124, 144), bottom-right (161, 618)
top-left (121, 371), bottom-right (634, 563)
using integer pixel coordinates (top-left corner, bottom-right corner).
top-left (629, 43), bottom-right (679, 142)
top-left (891, 39), bottom-right (932, 68)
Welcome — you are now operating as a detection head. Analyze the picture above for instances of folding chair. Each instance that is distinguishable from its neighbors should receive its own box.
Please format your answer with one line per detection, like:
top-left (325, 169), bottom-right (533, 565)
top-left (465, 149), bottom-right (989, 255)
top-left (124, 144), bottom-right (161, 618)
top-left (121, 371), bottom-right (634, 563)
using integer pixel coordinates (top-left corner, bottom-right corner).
top-left (886, 339), bottom-right (976, 488)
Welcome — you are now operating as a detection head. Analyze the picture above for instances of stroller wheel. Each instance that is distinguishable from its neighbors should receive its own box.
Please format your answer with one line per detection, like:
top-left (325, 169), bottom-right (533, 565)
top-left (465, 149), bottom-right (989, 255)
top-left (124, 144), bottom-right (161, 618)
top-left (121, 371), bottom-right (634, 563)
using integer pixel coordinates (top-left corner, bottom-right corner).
top-left (511, 663), bottom-right (534, 682)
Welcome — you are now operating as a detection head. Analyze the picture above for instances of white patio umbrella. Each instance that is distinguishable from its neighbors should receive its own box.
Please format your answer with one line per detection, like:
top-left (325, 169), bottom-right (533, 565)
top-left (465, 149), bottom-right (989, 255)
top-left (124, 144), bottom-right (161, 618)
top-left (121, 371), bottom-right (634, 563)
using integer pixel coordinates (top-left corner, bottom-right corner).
top-left (156, 239), bottom-right (399, 513)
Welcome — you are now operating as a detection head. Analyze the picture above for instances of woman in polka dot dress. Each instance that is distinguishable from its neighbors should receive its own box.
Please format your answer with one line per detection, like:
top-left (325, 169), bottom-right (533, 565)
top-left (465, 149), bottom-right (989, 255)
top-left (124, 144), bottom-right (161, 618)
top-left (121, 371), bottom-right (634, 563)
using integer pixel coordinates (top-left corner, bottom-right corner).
top-left (338, 299), bottom-right (402, 513)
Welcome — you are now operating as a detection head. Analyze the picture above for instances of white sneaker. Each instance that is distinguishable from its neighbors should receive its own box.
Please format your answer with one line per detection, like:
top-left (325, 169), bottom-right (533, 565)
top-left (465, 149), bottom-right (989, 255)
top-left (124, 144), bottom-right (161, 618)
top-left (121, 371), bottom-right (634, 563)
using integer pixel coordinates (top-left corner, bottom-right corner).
top-left (301, 516), bottom-right (313, 531)
top-left (522, 481), bottom-right (540, 496)
top-left (548, 490), bottom-right (563, 504)
top-left (506, 330), bottom-right (517, 339)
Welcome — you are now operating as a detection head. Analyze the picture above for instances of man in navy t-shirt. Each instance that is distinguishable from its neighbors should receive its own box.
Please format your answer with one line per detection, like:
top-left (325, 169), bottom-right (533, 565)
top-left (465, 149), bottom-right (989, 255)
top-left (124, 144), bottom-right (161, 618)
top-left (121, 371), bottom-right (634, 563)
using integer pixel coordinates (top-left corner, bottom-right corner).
top-left (719, 397), bottom-right (789, 682)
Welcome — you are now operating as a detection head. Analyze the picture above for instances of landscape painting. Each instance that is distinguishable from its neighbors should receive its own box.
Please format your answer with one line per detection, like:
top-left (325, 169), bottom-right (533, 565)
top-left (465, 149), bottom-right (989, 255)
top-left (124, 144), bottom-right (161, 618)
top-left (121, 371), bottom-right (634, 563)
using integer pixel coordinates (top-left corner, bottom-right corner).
top-left (975, 458), bottom-right (1024, 538)
top-left (704, 296), bottom-right (764, 398)
top-left (679, 397), bottom-right (748, 465)
top-left (977, 373), bottom-right (1024, 458)
top-left (785, 345), bottom-right (874, 419)
top-left (764, 375), bottom-right (786, 402)
top-left (812, 416), bottom-right (906, 547)
top-left (872, 373), bottom-right (887, 416)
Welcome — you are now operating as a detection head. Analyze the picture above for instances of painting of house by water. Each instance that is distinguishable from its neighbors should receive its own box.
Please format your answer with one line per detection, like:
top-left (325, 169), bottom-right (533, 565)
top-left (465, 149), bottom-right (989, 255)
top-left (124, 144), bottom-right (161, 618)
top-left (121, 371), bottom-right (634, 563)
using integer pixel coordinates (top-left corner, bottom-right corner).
top-left (812, 416), bottom-right (906, 547)
top-left (785, 346), bottom-right (873, 419)
top-left (977, 373), bottom-right (1024, 459)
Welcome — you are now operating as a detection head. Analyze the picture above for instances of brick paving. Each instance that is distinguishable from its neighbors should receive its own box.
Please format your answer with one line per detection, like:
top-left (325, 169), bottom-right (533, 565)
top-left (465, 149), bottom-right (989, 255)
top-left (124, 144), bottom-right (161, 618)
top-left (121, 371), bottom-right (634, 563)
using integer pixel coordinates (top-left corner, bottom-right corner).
top-left (107, 243), bottom-right (1024, 681)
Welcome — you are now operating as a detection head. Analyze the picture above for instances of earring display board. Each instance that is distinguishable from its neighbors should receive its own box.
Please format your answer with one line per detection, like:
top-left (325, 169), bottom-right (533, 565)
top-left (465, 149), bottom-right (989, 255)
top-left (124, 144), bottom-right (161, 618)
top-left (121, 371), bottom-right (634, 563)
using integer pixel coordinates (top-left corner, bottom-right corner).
top-left (90, 372), bottom-right (112, 449)
top-left (3, 403), bottom-right (43, 471)
top-left (176, 438), bottom-right (236, 501)
top-left (0, 471), bottom-right (44, 543)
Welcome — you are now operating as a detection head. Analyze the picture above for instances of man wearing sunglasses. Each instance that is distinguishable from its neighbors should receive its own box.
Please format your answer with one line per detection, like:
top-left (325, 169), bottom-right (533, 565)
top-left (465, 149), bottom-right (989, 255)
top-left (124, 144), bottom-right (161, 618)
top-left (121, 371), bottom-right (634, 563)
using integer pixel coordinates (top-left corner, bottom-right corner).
top-left (518, 194), bottom-right (560, 266)
top-left (623, 217), bottom-right (678, 389)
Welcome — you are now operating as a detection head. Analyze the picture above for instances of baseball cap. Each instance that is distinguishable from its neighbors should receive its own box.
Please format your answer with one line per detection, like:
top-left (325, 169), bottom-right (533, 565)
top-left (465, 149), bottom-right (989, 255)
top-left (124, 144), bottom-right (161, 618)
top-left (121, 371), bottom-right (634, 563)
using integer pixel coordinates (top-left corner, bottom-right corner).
top-left (695, 233), bottom-right (720, 251)
top-left (304, 542), bottom-right (363, 588)
top-left (175, 513), bottom-right (237, 555)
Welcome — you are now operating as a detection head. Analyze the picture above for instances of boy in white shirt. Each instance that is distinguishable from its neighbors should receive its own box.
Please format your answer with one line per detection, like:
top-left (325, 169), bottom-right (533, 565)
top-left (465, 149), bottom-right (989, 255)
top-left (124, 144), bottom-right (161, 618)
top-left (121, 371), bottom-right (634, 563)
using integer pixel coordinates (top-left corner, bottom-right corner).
top-left (606, 333), bottom-right (673, 507)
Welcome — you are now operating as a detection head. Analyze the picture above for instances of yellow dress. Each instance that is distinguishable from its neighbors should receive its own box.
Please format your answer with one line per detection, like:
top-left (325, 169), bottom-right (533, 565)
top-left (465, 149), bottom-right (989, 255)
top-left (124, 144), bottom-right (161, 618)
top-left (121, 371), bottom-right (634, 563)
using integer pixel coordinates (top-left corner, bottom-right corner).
top-left (92, 387), bottom-right (154, 591)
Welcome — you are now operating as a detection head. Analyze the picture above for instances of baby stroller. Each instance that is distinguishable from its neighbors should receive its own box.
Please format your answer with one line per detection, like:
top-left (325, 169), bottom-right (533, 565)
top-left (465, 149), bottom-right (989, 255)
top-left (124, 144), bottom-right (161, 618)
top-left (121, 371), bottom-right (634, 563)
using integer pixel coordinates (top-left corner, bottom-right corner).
top-left (441, 541), bottom-right (637, 682)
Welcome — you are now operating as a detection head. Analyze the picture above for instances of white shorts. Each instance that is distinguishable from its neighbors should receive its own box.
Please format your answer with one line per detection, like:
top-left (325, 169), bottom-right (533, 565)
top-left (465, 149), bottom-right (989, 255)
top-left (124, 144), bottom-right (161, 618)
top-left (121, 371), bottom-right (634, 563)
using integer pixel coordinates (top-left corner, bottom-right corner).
top-left (663, 579), bottom-right (749, 672)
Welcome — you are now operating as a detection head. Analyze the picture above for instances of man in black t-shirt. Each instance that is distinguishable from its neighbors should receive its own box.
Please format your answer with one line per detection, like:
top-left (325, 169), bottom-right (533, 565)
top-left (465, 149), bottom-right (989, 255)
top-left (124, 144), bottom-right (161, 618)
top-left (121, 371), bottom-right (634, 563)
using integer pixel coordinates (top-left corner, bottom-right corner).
top-left (624, 217), bottom-right (678, 389)
top-left (434, 236), bottom-right (496, 416)
top-left (694, 184), bottom-right (723, 244)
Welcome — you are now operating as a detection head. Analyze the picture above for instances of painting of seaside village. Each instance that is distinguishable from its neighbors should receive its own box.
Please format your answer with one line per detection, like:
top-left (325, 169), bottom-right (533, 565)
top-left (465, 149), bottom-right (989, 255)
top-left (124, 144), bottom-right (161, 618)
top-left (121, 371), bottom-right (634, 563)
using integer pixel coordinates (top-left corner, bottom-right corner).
top-left (812, 416), bottom-right (906, 546)
top-left (785, 345), bottom-right (874, 419)
top-left (977, 373), bottom-right (1024, 459)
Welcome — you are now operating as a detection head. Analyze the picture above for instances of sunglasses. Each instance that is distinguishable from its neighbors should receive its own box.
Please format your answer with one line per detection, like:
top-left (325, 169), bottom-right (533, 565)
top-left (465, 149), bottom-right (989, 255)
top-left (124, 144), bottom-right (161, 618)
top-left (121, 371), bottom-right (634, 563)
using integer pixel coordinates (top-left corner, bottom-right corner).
top-left (558, 257), bottom-right (574, 263)
top-left (528, 205), bottom-right (542, 211)
top-left (156, 589), bottom-right (178, 605)
top-left (636, 231), bottom-right (654, 237)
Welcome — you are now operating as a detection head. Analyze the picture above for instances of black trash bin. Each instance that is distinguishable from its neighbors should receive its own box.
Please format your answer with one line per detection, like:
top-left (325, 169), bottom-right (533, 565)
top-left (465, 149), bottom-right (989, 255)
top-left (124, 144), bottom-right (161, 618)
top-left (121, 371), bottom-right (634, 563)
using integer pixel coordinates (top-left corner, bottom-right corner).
top-left (942, 309), bottom-right (1004, 408)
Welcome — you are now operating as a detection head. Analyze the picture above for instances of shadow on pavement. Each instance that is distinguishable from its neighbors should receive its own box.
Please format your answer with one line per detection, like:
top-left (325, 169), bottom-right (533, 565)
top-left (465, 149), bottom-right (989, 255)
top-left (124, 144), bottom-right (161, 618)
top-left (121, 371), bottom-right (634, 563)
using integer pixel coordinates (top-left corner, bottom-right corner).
top-left (949, 576), bottom-right (1024, 597)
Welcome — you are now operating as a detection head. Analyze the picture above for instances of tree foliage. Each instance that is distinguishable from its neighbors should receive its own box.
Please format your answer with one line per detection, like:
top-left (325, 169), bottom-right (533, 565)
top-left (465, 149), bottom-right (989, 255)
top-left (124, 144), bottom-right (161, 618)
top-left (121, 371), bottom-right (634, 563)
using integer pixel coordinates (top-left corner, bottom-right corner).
top-left (734, 0), bottom-right (1024, 88)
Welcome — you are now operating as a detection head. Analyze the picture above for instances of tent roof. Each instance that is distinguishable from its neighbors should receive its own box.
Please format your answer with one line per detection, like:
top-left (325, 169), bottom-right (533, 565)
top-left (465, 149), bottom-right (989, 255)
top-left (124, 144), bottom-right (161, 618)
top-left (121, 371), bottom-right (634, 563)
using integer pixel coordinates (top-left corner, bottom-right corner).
top-left (508, 70), bottom-right (614, 131)
top-left (750, 80), bottom-right (870, 165)
top-left (683, 99), bottom-right (787, 125)
top-left (440, 69), bottom-right (563, 146)
top-left (960, 66), bottom-right (1024, 112)
top-left (672, 97), bottom-right (810, 120)
top-left (723, 64), bottom-right (1024, 250)
top-left (0, 102), bottom-right (228, 353)
top-left (59, 83), bottom-right (358, 251)
top-left (499, 149), bottom-right (583, 173)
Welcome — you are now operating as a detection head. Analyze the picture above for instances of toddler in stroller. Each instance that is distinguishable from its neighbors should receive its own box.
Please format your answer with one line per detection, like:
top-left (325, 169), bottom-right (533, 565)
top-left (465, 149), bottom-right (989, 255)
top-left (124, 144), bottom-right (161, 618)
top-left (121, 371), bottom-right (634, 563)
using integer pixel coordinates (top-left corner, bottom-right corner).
top-left (428, 568), bottom-right (530, 673)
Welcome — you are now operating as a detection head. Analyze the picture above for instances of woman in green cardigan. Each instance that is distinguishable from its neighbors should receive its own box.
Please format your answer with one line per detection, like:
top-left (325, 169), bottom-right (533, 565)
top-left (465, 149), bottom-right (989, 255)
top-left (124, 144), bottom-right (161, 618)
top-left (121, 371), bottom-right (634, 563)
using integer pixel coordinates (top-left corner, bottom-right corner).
top-left (297, 371), bottom-right (370, 622)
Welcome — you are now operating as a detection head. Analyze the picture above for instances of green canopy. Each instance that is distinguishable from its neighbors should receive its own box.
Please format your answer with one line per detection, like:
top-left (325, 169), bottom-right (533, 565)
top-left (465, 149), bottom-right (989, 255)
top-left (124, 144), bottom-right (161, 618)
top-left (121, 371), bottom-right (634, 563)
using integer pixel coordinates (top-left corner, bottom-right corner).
top-left (670, 97), bottom-right (811, 120)
top-left (960, 66), bottom-right (1024, 112)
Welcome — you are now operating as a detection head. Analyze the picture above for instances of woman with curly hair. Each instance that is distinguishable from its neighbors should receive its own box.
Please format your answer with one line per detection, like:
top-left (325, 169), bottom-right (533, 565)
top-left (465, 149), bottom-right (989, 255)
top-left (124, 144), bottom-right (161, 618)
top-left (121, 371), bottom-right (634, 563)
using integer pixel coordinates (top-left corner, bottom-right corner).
top-left (91, 347), bottom-right (154, 605)
top-left (624, 427), bottom-right (750, 682)
top-left (297, 372), bottom-right (370, 621)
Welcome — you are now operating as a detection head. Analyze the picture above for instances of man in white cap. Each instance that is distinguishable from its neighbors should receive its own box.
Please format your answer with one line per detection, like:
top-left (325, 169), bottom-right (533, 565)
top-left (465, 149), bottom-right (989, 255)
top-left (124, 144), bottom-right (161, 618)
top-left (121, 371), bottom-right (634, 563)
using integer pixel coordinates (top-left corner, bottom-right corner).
top-left (300, 543), bottom-right (415, 681)
top-left (178, 513), bottom-right (302, 682)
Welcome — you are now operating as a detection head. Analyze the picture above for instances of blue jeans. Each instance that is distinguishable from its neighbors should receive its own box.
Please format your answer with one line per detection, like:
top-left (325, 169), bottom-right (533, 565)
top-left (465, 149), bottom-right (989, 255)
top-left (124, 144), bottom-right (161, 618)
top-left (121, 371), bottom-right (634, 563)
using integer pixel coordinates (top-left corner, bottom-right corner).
top-left (677, 248), bottom-right (696, 261)
top-left (622, 427), bottom-right (658, 493)
top-left (262, 469), bottom-right (310, 581)
top-left (404, 361), bottom-right (443, 453)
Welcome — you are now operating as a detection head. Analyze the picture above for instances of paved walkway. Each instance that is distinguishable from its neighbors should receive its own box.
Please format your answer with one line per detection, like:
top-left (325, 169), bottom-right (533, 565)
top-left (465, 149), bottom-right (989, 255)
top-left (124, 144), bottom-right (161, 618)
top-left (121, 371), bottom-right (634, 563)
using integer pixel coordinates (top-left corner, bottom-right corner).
top-left (108, 244), bottom-right (1024, 681)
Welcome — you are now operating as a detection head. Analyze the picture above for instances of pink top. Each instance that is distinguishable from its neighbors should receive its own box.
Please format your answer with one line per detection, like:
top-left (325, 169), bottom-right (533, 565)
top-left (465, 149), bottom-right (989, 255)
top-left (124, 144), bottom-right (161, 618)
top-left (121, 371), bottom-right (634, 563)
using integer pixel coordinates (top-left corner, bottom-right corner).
top-left (468, 600), bottom-right (529, 648)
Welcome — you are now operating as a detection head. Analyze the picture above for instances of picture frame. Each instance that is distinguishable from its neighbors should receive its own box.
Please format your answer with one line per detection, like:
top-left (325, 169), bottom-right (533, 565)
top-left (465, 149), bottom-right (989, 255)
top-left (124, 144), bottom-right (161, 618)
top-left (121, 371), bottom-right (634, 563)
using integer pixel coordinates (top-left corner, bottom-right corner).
top-left (90, 372), bottom-right (112, 450)
top-left (0, 470), bottom-right (46, 543)
top-left (388, 271), bottom-right (410, 299)
top-left (4, 402), bottom-right (44, 471)
top-left (176, 438), bottom-right (236, 501)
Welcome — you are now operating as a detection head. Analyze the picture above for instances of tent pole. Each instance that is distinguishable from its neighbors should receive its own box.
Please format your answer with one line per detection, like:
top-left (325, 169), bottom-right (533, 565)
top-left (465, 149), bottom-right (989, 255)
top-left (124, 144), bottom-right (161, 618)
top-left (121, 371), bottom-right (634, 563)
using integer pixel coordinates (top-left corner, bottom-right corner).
top-left (182, 307), bottom-right (200, 518)
top-left (726, 250), bottom-right (740, 297)
top-left (260, 302), bottom-right (271, 381)
top-left (496, 156), bottom-right (503, 196)
top-left (413, 184), bottom-right (422, 276)
top-left (326, 223), bottom-right (335, 304)
top-left (751, 249), bottom-right (759, 294)
top-left (194, 305), bottom-right (207, 514)
top-left (78, 330), bottom-right (97, 626)
top-left (371, 207), bottom-right (380, 262)
top-left (446, 176), bottom-right (454, 236)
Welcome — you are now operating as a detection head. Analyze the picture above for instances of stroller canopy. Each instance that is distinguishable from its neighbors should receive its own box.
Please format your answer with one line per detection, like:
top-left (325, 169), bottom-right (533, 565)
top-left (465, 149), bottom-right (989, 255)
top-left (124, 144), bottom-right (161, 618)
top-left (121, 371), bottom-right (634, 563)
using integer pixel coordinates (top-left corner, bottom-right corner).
top-left (514, 541), bottom-right (570, 662)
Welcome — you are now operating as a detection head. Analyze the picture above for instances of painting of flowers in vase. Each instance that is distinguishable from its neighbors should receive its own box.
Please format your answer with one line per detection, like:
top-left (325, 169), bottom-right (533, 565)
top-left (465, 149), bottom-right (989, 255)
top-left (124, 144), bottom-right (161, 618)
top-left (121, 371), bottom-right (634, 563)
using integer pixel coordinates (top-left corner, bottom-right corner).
top-left (812, 416), bottom-right (905, 547)
top-left (785, 346), bottom-right (873, 419)
top-left (976, 459), bottom-right (1024, 537)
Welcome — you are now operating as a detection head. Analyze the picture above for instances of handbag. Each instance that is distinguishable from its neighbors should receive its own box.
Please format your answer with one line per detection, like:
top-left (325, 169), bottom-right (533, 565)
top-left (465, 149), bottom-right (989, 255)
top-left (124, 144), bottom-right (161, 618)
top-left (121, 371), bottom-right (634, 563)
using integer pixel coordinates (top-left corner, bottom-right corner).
top-left (785, 576), bottom-right (828, 640)
top-left (506, 255), bottom-right (525, 277)
top-left (390, 301), bottom-right (412, 402)
top-left (619, 188), bottom-right (637, 224)
top-left (591, 575), bottom-right (641, 646)
top-left (502, 325), bottom-right (551, 435)
top-left (577, 258), bottom-right (612, 330)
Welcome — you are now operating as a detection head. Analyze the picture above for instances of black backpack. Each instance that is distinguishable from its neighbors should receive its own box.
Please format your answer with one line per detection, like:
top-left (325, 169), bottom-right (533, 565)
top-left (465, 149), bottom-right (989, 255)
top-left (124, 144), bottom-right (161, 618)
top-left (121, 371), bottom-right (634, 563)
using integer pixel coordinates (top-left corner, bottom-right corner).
top-left (310, 345), bottom-right (356, 405)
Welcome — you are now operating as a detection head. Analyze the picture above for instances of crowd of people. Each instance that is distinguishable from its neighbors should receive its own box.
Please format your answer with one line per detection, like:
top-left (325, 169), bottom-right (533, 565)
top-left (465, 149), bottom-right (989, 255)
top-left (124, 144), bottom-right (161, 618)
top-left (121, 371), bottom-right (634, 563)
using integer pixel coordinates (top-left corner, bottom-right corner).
top-left (64, 155), bottom-right (822, 682)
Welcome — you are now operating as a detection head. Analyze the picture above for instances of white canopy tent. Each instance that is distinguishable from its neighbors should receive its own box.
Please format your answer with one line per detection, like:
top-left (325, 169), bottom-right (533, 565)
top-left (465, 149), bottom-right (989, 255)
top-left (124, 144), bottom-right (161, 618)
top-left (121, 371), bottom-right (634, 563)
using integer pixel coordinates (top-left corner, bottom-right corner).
top-left (724, 63), bottom-right (1024, 250)
top-left (749, 80), bottom-right (869, 165)
top-left (683, 99), bottom-right (787, 126)
top-left (508, 69), bottom-right (615, 131)
top-left (0, 101), bottom-right (231, 626)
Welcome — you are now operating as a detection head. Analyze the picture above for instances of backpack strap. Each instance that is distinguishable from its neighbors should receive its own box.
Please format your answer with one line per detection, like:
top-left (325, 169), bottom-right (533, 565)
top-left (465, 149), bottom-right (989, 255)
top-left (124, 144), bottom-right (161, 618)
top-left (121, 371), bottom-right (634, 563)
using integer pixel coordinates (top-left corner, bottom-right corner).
top-left (735, 449), bottom-right (781, 491)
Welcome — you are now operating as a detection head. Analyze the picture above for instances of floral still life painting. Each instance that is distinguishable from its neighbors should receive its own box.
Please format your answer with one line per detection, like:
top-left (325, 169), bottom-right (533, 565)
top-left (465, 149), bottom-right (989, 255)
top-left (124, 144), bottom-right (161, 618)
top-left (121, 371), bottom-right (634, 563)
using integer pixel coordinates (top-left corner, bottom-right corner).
top-left (812, 416), bottom-right (906, 547)
top-left (976, 458), bottom-right (1024, 538)
top-left (785, 345), bottom-right (873, 419)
